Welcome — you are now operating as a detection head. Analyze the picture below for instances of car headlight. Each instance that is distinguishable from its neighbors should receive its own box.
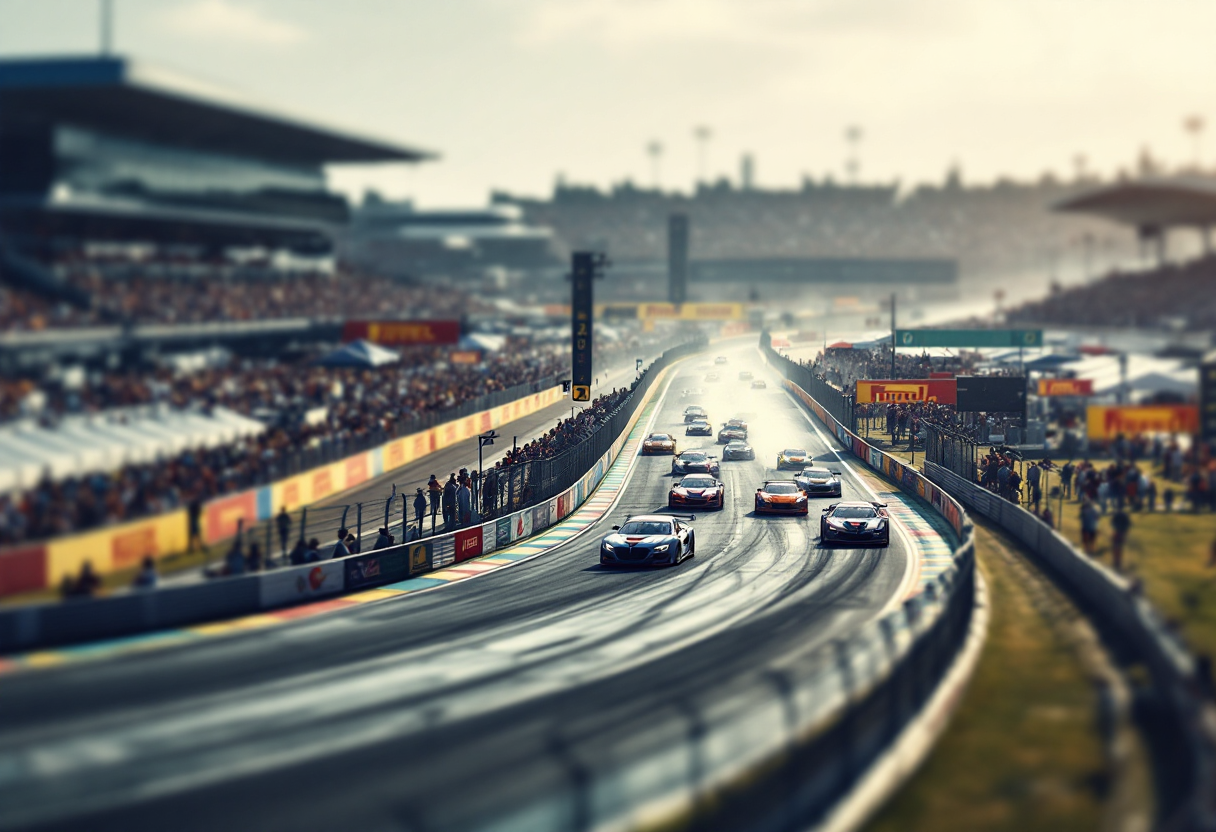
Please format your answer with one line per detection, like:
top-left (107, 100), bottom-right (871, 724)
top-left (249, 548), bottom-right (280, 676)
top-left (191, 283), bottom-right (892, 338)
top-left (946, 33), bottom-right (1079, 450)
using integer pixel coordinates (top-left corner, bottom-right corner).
top-left (796, 496), bottom-right (807, 502)
top-left (602, 541), bottom-right (612, 551)
top-left (828, 519), bottom-right (847, 528)
top-left (653, 544), bottom-right (670, 553)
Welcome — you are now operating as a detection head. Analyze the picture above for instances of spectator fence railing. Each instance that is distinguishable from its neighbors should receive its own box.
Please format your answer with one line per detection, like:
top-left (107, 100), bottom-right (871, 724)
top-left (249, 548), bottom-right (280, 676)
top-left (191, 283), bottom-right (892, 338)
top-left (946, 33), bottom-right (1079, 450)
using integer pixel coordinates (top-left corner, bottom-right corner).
top-left (760, 331), bottom-right (856, 432)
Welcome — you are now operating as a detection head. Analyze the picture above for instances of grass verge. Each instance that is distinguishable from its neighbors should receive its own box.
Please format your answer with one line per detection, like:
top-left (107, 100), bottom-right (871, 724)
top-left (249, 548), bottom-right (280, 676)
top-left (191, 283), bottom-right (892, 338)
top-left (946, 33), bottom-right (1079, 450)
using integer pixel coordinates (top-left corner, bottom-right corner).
top-left (863, 520), bottom-right (1153, 832)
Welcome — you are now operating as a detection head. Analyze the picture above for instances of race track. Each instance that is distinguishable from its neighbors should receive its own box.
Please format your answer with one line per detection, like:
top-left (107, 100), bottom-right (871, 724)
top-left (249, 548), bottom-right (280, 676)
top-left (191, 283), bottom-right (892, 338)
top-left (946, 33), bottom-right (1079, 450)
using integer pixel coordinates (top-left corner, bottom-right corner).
top-left (0, 342), bottom-right (926, 832)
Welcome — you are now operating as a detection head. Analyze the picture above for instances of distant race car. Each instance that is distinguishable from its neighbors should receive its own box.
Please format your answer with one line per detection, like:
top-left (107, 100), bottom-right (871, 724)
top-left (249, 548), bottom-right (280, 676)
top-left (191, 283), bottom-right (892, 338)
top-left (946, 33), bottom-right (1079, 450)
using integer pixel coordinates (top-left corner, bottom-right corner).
top-left (717, 425), bottom-right (747, 443)
top-left (705, 372), bottom-right (720, 382)
top-left (820, 501), bottom-right (890, 547)
top-left (682, 387), bottom-right (706, 398)
top-left (672, 450), bottom-right (721, 476)
top-left (754, 480), bottom-right (809, 516)
top-left (600, 515), bottom-right (695, 567)
top-left (669, 474), bottom-right (725, 510)
top-left (794, 466), bottom-right (842, 497)
top-left (722, 440), bottom-right (755, 461)
top-left (724, 418), bottom-right (748, 435)
top-left (776, 448), bottom-right (812, 470)
top-left (738, 370), bottom-right (754, 380)
top-left (684, 405), bottom-right (708, 423)
top-left (715, 356), bottom-right (729, 365)
top-left (686, 420), bottom-right (713, 436)
top-left (751, 379), bottom-right (768, 389)
top-left (642, 433), bottom-right (677, 455)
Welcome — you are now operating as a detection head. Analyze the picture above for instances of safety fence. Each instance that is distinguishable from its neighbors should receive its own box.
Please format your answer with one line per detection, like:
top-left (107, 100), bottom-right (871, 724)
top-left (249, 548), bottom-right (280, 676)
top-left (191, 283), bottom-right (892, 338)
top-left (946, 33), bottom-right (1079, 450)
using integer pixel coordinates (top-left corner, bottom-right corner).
top-left (0, 340), bottom-right (705, 652)
top-left (762, 330), bottom-right (857, 432)
top-left (923, 420), bottom-right (984, 482)
top-left (925, 461), bottom-right (1216, 832)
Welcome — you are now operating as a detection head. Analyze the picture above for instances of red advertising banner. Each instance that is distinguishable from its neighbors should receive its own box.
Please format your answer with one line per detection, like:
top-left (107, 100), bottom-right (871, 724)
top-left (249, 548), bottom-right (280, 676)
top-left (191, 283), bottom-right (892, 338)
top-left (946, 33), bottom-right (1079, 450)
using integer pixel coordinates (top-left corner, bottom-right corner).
top-left (454, 527), bottom-right (483, 562)
top-left (342, 320), bottom-right (461, 346)
top-left (205, 491), bottom-right (257, 544)
top-left (1038, 378), bottom-right (1094, 397)
top-left (855, 379), bottom-right (958, 404)
top-left (0, 545), bottom-right (46, 596)
top-left (1087, 405), bottom-right (1200, 440)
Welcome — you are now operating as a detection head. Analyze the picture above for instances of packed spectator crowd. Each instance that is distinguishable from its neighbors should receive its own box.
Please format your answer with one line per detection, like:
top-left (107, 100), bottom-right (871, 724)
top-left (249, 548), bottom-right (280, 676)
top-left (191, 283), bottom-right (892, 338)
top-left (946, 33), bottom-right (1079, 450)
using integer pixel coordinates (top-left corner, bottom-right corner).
top-left (1006, 254), bottom-right (1216, 332)
top-left (2, 250), bottom-right (490, 331)
top-left (0, 341), bottom-right (566, 545)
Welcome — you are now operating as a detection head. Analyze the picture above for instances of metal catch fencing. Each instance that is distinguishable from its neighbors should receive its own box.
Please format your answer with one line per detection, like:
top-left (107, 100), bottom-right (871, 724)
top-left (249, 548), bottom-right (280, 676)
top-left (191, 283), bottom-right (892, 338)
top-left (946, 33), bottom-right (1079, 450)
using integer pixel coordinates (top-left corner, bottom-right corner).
top-left (760, 331), bottom-right (857, 431)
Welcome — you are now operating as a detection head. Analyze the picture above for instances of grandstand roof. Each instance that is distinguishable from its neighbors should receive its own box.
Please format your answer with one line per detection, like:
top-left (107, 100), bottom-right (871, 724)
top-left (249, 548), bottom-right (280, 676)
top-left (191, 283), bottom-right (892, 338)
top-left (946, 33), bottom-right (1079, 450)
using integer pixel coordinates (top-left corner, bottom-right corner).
top-left (0, 56), bottom-right (435, 165)
top-left (1055, 177), bottom-right (1216, 228)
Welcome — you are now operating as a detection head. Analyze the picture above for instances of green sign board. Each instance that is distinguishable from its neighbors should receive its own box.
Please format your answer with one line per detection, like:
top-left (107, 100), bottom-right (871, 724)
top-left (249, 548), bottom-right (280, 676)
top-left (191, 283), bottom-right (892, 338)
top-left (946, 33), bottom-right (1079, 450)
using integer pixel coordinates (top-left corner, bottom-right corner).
top-left (894, 329), bottom-right (1043, 348)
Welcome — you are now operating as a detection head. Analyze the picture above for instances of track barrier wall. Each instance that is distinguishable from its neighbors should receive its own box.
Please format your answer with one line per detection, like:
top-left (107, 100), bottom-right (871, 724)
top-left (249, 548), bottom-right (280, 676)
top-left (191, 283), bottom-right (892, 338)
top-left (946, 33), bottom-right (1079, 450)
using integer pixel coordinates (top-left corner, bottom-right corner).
top-left (0, 340), bottom-right (704, 652)
top-left (924, 460), bottom-right (1216, 832)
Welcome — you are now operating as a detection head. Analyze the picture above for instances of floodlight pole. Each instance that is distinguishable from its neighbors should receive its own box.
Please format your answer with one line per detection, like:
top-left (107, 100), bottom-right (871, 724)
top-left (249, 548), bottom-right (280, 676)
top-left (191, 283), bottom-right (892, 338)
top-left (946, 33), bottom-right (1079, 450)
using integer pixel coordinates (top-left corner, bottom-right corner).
top-left (100, 0), bottom-right (113, 56)
top-left (890, 293), bottom-right (897, 379)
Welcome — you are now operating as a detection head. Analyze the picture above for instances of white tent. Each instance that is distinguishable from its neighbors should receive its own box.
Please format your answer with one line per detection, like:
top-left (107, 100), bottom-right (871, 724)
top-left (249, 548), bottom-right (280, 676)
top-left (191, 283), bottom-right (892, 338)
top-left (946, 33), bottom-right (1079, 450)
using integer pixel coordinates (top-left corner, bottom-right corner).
top-left (317, 339), bottom-right (400, 368)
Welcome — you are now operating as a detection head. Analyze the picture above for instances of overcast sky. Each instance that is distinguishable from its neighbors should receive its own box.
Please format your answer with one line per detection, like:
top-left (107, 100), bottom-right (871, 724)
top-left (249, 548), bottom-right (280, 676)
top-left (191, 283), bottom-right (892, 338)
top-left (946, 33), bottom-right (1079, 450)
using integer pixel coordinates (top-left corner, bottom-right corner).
top-left (2, 0), bottom-right (1213, 207)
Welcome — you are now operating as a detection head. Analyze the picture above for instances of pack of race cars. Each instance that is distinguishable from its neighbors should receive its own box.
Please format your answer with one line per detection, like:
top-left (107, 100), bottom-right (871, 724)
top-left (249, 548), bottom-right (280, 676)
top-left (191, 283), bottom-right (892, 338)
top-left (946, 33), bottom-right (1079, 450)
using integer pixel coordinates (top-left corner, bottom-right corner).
top-left (604, 392), bottom-right (892, 566)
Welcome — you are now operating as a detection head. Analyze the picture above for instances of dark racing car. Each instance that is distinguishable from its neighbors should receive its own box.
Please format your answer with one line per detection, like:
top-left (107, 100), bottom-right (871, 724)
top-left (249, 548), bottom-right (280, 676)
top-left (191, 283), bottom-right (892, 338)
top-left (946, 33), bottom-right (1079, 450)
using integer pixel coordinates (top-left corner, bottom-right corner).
top-left (600, 515), bottom-right (695, 567)
top-left (686, 419), bottom-right (713, 436)
top-left (794, 466), bottom-right (842, 497)
top-left (669, 474), bottom-right (725, 510)
top-left (722, 440), bottom-right (755, 461)
top-left (819, 502), bottom-right (890, 547)
top-left (717, 424), bottom-right (747, 443)
top-left (684, 405), bottom-right (708, 423)
top-left (751, 379), bottom-right (767, 389)
top-left (672, 450), bottom-right (720, 476)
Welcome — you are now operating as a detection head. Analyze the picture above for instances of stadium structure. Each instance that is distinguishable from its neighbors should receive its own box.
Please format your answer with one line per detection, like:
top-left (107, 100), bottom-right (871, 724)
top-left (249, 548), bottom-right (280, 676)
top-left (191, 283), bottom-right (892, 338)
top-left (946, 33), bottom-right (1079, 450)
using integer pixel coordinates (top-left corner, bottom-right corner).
top-left (0, 55), bottom-right (433, 368)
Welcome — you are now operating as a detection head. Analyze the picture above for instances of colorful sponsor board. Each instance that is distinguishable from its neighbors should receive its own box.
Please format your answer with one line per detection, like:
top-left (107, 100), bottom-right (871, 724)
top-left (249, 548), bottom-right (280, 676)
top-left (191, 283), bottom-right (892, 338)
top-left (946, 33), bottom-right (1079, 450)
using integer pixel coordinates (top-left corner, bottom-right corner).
top-left (1087, 405), bottom-right (1200, 440)
top-left (259, 562), bottom-right (345, 607)
top-left (454, 527), bottom-right (483, 562)
top-left (345, 549), bottom-right (412, 590)
top-left (1038, 378), bottom-right (1094, 397)
top-left (45, 509), bottom-right (189, 587)
top-left (0, 545), bottom-right (47, 596)
top-left (341, 320), bottom-right (460, 346)
top-left (638, 303), bottom-right (744, 321)
top-left (408, 540), bottom-right (433, 574)
top-left (856, 379), bottom-right (957, 404)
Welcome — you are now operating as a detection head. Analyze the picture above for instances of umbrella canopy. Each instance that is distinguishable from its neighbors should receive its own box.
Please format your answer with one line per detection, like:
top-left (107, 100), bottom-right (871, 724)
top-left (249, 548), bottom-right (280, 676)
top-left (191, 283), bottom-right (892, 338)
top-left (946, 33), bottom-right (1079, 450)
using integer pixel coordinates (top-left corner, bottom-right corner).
top-left (827, 341), bottom-right (854, 350)
top-left (318, 339), bottom-right (400, 368)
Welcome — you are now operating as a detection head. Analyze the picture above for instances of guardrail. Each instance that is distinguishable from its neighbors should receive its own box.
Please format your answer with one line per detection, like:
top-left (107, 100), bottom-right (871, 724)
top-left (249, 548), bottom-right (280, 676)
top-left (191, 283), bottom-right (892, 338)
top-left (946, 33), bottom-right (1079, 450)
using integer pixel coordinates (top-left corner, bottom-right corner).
top-left (762, 330), bottom-right (857, 432)
top-left (924, 460), bottom-right (1216, 832)
top-left (0, 340), bottom-right (705, 653)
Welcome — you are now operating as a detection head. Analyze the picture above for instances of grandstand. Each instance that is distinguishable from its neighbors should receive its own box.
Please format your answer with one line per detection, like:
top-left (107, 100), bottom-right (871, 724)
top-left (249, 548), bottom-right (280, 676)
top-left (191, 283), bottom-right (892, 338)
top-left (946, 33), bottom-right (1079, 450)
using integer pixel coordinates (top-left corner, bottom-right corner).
top-left (0, 55), bottom-right (441, 358)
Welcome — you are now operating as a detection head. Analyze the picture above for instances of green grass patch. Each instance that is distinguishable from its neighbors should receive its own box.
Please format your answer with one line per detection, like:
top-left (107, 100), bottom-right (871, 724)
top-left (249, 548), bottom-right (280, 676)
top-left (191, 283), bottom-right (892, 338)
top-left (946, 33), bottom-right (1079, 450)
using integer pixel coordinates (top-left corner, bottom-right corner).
top-left (864, 522), bottom-right (1123, 832)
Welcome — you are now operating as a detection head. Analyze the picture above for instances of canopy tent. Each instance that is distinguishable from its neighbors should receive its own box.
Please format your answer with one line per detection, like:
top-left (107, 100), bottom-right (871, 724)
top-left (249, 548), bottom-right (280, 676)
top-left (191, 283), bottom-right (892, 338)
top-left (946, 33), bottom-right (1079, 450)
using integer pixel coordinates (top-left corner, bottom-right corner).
top-left (1023, 353), bottom-right (1080, 372)
top-left (317, 339), bottom-right (400, 368)
top-left (0, 406), bottom-right (266, 493)
top-left (459, 333), bottom-right (507, 352)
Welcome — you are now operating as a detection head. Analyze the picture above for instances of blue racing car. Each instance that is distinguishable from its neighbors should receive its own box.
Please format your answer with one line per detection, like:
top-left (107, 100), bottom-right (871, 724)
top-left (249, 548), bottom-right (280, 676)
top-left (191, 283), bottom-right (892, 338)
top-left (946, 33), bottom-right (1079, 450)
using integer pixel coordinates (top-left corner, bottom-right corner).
top-left (600, 515), bottom-right (696, 567)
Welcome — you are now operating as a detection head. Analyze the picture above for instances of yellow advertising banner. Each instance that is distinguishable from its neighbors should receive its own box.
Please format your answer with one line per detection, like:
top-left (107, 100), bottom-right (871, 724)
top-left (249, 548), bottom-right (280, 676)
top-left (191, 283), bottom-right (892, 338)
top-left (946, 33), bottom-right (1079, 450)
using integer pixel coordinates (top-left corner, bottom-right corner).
top-left (638, 303), bottom-right (744, 321)
top-left (46, 509), bottom-right (188, 585)
top-left (1038, 378), bottom-right (1093, 397)
top-left (1086, 404), bottom-right (1200, 440)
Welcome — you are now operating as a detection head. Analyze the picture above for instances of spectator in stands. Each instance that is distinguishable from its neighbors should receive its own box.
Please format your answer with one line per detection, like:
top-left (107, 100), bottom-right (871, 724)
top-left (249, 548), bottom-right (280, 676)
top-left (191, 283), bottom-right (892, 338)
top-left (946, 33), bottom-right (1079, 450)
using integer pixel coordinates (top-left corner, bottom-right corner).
top-left (132, 556), bottom-right (158, 590)
top-left (1110, 507), bottom-right (1131, 571)
top-left (246, 542), bottom-right (263, 573)
top-left (305, 538), bottom-right (322, 563)
top-left (277, 506), bottom-right (292, 559)
top-left (1060, 460), bottom-right (1074, 499)
top-left (1026, 462), bottom-right (1043, 512)
top-left (428, 475), bottom-right (442, 529)
top-left (289, 538), bottom-right (308, 565)
top-left (413, 488), bottom-right (426, 533)
top-left (331, 528), bottom-right (351, 560)
top-left (442, 474), bottom-right (457, 529)
top-left (62, 561), bottom-right (102, 599)
top-left (224, 540), bottom-right (246, 576)
top-left (344, 532), bottom-right (359, 555)
top-left (457, 479), bottom-right (473, 528)
top-left (1080, 498), bottom-right (1099, 555)
top-left (373, 527), bottom-right (394, 550)
top-left (187, 497), bottom-right (203, 553)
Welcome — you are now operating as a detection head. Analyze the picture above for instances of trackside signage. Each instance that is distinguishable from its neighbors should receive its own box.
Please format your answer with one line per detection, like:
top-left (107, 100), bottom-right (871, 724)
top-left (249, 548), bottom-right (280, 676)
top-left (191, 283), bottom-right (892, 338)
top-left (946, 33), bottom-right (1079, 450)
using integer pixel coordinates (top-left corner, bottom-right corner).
top-left (1086, 405), bottom-right (1200, 440)
top-left (259, 561), bottom-right (344, 607)
top-left (345, 549), bottom-right (410, 590)
top-left (454, 527), bottom-right (483, 563)
top-left (895, 329), bottom-right (1042, 348)
top-left (342, 320), bottom-right (460, 345)
top-left (1038, 378), bottom-right (1093, 397)
top-left (856, 379), bottom-right (957, 404)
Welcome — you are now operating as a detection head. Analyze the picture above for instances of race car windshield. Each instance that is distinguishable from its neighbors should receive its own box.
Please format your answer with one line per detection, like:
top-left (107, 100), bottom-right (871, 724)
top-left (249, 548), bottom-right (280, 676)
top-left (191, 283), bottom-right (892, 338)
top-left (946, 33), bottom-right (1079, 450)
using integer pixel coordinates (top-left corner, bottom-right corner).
top-left (648, 434), bottom-right (672, 441)
top-left (764, 482), bottom-right (800, 494)
top-left (727, 442), bottom-right (748, 448)
top-left (618, 521), bottom-right (672, 535)
top-left (833, 506), bottom-right (878, 519)
top-left (783, 449), bottom-right (806, 456)
top-left (728, 420), bottom-right (746, 427)
top-left (682, 453), bottom-right (707, 462)
top-left (802, 468), bottom-right (832, 477)
top-left (680, 476), bottom-right (716, 488)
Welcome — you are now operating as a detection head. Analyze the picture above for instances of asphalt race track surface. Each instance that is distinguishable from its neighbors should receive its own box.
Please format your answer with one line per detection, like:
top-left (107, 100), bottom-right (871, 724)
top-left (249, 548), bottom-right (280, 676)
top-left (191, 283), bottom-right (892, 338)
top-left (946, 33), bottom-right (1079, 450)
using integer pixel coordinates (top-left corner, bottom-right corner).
top-left (0, 343), bottom-right (915, 832)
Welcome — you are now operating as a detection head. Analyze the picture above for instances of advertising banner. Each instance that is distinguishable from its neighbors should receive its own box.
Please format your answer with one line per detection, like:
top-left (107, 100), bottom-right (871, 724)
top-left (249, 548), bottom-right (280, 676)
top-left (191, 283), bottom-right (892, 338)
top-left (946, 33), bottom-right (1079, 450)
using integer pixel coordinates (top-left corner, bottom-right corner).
top-left (342, 320), bottom-right (460, 346)
top-left (408, 540), bottom-right (432, 575)
top-left (204, 491), bottom-right (258, 544)
top-left (1038, 378), bottom-right (1093, 397)
top-left (512, 510), bottom-right (534, 542)
top-left (433, 537), bottom-right (456, 568)
top-left (638, 302), bottom-right (744, 321)
top-left (1087, 405), bottom-right (1200, 440)
top-left (532, 502), bottom-right (550, 532)
top-left (1202, 353), bottom-right (1216, 442)
top-left (895, 328), bottom-right (1043, 348)
top-left (856, 379), bottom-right (957, 404)
top-left (345, 549), bottom-right (410, 590)
top-left (956, 376), bottom-right (1027, 413)
top-left (0, 545), bottom-right (46, 596)
top-left (259, 561), bottom-right (344, 607)
top-left (480, 522), bottom-right (498, 555)
top-left (496, 517), bottom-right (512, 550)
top-left (454, 527), bottom-right (483, 562)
